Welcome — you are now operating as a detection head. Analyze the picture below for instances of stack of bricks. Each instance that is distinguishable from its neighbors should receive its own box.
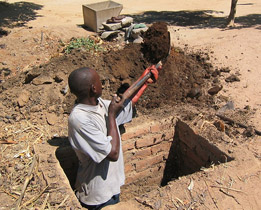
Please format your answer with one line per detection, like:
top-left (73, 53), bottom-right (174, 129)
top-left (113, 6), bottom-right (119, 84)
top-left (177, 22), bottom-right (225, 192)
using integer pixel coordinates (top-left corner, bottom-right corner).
top-left (121, 116), bottom-right (176, 186)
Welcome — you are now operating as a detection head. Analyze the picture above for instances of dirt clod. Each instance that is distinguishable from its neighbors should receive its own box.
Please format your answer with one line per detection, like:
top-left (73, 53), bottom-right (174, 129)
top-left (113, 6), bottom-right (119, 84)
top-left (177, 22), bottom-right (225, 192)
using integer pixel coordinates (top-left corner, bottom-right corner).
top-left (141, 22), bottom-right (170, 64)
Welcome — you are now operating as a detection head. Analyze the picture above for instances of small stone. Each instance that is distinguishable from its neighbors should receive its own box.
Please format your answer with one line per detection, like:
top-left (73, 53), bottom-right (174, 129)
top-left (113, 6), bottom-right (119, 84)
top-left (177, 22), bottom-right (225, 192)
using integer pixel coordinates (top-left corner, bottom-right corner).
top-left (0, 68), bottom-right (11, 76)
top-left (46, 113), bottom-right (58, 125)
top-left (187, 87), bottom-right (202, 98)
top-left (54, 72), bottom-right (65, 83)
top-left (0, 44), bottom-right (6, 49)
top-left (220, 67), bottom-right (230, 73)
top-left (243, 126), bottom-right (255, 137)
top-left (24, 71), bottom-right (41, 83)
top-left (17, 90), bottom-right (30, 107)
top-left (32, 75), bottom-right (53, 85)
top-left (225, 74), bottom-right (240, 83)
top-left (121, 17), bottom-right (133, 27)
top-left (244, 105), bottom-right (250, 110)
top-left (133, 36), bottom-right (143, 44)
top-left (214, 120), bottom-right (225, 132)
top-left (211, 69), bottom-right (220, 77)
top-left (228, 149), bottom-right (233, 154)
top-left (213, 78), bottom-right (219, 83)
top-left (208, 85), bottom-right (223, 95)
top-left (61, 85), bottom-right (69, 95)
top-left (131, 27), bottom-right (148, 39)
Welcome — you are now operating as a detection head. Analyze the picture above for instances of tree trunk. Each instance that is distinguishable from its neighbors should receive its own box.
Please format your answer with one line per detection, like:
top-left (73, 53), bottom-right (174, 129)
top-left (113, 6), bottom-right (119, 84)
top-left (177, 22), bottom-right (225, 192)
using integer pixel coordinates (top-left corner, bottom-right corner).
top-left (227, 0), bottom-right (238, 27)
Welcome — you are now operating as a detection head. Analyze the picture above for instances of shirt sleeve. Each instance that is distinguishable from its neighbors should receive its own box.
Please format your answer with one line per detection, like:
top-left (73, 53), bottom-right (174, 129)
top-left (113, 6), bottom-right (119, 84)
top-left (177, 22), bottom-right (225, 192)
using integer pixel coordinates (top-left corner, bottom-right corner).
top-left (116, 99), bottom-right (133, 125)
top-left (101, 98), bottom-right (133, 126)
top-left (69, 119), bottom-right (112, 164)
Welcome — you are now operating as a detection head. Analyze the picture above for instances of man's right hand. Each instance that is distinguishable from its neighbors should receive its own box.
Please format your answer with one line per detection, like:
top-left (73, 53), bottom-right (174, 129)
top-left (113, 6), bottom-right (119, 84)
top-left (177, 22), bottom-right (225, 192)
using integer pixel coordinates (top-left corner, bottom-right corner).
top-left (108, 94), bottom-right (124, 117)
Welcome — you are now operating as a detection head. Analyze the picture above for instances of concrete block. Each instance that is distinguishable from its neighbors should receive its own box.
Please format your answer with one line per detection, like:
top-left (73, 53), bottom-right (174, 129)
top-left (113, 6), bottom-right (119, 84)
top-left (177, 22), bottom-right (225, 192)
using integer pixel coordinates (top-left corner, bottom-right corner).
top-left (100, 30), bottom-right (120, 39)
top-left (102, 22), bottom-right (122, 31)
top-left (121, 17), bottom-right (133, 27)
top-left (131, 27), bottom-right (148, 39)
top-left (82, 1), bottom-right (123, 32)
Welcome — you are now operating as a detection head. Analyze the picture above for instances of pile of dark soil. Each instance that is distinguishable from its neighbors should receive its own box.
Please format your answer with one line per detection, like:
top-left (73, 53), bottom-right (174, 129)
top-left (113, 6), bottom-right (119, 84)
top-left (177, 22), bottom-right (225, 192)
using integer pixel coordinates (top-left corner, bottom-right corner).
top-left (141, 22), bottom-right (170, 64)
top-left (0, 32), bottom-right (220, 125)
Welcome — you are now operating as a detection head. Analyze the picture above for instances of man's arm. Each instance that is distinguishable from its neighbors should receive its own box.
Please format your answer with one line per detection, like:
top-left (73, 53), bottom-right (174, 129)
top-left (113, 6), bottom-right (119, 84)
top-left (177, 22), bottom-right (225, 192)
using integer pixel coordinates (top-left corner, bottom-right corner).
top-left (106, 95), bottom-right (125, 161)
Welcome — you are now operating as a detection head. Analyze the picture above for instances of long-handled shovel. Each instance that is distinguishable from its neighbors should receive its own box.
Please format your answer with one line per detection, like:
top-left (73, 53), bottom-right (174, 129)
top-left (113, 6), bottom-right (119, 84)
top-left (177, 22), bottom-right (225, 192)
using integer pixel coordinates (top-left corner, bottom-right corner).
top-left (121, 31), bottom-right (171, 101)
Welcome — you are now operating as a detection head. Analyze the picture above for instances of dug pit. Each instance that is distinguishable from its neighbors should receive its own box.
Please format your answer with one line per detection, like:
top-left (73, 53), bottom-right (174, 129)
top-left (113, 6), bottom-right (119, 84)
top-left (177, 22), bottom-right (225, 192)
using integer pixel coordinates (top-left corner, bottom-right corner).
top-left (0, 21), bottom-right (233, 208)
top-left (54, 117), bottom-right (233, 202)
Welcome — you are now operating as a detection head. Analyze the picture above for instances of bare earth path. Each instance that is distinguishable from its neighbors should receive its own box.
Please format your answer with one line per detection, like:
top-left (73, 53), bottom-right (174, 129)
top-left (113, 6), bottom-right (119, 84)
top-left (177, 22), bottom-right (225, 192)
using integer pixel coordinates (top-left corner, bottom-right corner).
top-left (0, 0), bottom-right (260, 209)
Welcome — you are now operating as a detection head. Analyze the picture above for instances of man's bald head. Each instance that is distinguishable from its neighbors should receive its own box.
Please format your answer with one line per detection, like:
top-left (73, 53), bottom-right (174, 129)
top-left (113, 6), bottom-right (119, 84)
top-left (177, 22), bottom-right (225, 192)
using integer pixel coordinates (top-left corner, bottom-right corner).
top-left (68, 67), bottom-right (101, 99)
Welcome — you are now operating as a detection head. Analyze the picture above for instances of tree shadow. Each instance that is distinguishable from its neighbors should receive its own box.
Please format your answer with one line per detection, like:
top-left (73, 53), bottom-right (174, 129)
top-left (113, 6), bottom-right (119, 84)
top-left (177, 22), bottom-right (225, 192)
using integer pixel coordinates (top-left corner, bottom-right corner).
top-left (128, 10), bottom-right (261, 30)
top-left (0, 1), bottom-right (43, 37)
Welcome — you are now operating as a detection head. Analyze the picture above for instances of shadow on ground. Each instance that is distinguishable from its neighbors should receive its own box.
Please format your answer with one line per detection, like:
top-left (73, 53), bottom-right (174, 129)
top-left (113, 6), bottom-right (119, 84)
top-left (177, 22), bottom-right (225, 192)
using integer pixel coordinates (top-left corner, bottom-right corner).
top-left (128, 10), bottom-right (261, 30)
top-left (48, 136), bottom-right (78, 189)
top-left (0, 1), bottom-right (43, 37)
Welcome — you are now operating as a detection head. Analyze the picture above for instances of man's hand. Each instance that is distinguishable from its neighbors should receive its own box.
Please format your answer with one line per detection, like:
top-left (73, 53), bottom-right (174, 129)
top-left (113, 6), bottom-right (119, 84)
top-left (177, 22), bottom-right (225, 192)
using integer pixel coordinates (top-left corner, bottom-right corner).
top-left (108, 94), bottom-right (124, 117)
top-left (141, 65), bottom-right (161, 84)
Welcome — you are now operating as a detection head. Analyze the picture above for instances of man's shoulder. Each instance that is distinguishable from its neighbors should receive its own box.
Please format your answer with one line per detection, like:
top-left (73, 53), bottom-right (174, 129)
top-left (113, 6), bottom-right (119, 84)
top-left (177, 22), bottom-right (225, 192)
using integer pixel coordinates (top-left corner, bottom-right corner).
top-left (99, 98), bottom-right (110, 107)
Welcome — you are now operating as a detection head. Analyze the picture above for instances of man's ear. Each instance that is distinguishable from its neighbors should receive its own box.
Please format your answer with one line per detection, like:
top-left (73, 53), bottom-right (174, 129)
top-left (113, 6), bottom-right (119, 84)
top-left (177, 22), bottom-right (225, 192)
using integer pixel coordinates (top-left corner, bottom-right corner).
top-left (91, 84), bottom-right (96, 94)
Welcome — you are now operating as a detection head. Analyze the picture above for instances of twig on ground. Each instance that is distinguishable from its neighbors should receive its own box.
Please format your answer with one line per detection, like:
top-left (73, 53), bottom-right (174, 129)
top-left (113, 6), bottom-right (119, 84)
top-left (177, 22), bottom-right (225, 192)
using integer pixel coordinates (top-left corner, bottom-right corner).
top-left (135, 197), bottom-right (154, 209)
top-left (203, 178), bottom-right (219, 210)
top-left (21, 185), bottom-right (49, 207)
top-left (0, 187), bottom-right (19, 199)
top-left (40, 193), bottom-right (49, 210)
top-left (216, 114), bottom-right (261, 136)
top-left (15, 155), bottom-right (38, 210)
top-left (219, 189), bottom-right (240, 205)
top-left (210, 185), bottom-right (246, 194)
top-left (55, 195), bottom-right (69, 209)
top-left (0, 140), bottom-right (18, 144)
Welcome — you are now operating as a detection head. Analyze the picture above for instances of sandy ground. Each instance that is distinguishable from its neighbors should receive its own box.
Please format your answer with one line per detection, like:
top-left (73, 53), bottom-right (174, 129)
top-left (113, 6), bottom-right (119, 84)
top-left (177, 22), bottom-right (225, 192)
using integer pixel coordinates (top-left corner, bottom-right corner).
top-left (0, 0), bottom-right (260, 209)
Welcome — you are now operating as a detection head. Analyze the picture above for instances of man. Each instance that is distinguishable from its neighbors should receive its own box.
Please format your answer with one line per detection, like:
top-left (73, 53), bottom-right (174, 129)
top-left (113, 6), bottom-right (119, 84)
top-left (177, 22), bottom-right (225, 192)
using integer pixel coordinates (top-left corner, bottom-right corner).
top-left (68, 66), bottom-right (159, 209)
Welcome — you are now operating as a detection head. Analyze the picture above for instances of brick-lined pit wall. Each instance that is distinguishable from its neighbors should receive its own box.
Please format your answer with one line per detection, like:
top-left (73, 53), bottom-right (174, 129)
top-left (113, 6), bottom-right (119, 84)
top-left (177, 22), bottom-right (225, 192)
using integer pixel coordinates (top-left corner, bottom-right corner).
top-left (120, 117), bottom-right (233, 199)
top-left (51, 116), bottom-right (233, 203)
top-left (120, 117), bottom-right (176, 198)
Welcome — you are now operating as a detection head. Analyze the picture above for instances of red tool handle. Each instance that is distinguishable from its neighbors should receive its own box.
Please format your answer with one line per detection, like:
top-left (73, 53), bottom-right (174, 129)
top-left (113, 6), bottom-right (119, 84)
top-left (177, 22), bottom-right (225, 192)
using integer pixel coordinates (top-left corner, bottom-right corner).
top-left (121, 72), bottom-right (151, 100)
top-left (121, 62), bottom-right (162, 101)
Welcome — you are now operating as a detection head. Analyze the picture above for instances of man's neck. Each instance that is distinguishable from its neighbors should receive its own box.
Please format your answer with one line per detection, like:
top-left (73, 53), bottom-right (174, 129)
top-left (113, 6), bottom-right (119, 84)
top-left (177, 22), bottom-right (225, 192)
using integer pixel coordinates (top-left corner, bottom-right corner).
top-left (78, 97), bottom-right (98, 106)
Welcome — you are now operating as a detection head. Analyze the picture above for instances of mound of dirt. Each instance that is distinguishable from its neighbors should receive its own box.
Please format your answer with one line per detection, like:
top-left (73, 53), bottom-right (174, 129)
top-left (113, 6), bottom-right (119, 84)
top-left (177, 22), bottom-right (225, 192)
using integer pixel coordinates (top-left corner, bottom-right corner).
top-left (0, 36), bottom-right (220, 125)
top-left (141, 22), bottom-right (170, 64)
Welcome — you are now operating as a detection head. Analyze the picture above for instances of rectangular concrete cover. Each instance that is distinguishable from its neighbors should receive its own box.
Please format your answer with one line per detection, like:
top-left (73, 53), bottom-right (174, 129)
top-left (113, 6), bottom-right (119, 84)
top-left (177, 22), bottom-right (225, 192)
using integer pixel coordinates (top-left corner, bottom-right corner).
top-left (82, 1), bottom-right (123, 32)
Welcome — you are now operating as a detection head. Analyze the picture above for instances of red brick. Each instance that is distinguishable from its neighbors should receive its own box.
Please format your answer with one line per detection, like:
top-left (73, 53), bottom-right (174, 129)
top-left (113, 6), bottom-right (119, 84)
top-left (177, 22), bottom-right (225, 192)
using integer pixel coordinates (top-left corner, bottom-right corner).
top-left (154, 133), bottom-right (164, 144)
top-left (135, 136), bottom-right (154, 148)
top-left (121, 127), bottom-right (150, 141)
top-left (135, 134), bottom-right (162, 149)
top-left (125, 163), bottom-right (134, 174)
top-left (124, 150), bottom-right (135, 162)
top-left (125, 167), bottom-right (153, 184)
top-left (163, 130), bottom-right (174, 140)
top-left (135, 155), bottom-right (163, 172)
top-left (150, 122), bottom-right (161, 133)
top-left (151, 141), bottom-right (171, 155)
top-left (134, 147), bottom-right (151, 159)
top-left (122, 141), bottom-right (135, 152)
